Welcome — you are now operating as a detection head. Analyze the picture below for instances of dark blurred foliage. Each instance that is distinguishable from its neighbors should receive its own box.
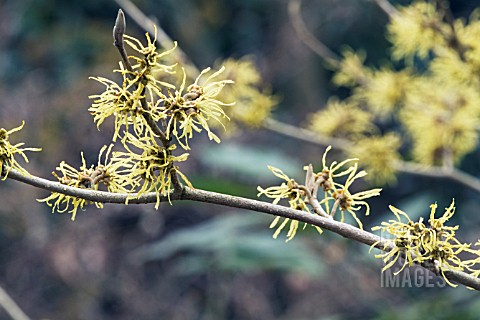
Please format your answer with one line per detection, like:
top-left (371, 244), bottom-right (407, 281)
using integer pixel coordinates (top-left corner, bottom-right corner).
top-left (1, 0), bottom-right (480, 319)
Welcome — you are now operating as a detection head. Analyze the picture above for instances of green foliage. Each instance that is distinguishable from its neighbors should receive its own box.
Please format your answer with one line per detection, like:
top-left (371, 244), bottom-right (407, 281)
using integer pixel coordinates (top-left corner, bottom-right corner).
top-left (134, 213), bottom-right (325, 276)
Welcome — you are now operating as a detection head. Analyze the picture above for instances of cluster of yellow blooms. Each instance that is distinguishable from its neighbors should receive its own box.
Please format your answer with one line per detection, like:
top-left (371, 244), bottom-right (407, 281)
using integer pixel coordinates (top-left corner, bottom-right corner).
top-left (307, 1), bottom-right (480, 181)
top-left (39, 29), bottom-right (233, 220)
top-left (372, 200), bottom-right (480, 287)
top-left (258, 146), bottom-right (382, 241)
top-left (214, 57), bottom-right (279, 135)
top-left (1, 18), bottom-right (277, 221)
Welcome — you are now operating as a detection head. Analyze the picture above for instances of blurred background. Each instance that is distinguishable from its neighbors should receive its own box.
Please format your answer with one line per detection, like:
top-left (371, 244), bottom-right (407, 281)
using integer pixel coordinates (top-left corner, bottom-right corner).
top-left (1, 0), bottom-right (480, 319)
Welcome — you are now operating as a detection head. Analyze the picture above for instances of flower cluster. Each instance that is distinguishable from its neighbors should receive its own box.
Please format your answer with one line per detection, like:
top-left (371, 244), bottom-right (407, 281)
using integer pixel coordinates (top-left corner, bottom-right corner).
top-left (89, 29), bottom-right (177, 142)
top-left (40, 25), bottom-right (232, 220)
top-left (313, 0), bottom-right (480, 182)
top-left (258, 146), bottom-right (381, 240)
top-left (163, 67), bottom-right (233, 149)
top-left (346, 134), bottom-right (401, 184)
top-left (372, 200), bottom-right (480, 287)
top-left (113, 132), bottom-right (192, 208)
top-left (89, 28), bottom-right (233, 147)
top-left (38, 145), bottom-right (131, 220)
top-left (388, 2), bottom-right (446, 60)
top-left (0, 122), bottom-right (41, 179)
top-left (307, 98), bottom-right (375, 139)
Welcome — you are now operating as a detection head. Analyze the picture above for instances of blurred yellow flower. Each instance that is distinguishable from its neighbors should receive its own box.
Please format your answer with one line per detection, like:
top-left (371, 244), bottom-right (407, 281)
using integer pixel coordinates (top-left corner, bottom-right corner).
top-left (215, 57), bottom-right (279, 134)
top-left (347, 134), bottom-right (401, 184)
top-left (332, 49), bottom-right (369, 87)
top-left (388, 2), bottom-right (446, 60)
top-left (307, 98), bottom-right (375, 139)
top-left (401, 81), bottom-right (480, 165)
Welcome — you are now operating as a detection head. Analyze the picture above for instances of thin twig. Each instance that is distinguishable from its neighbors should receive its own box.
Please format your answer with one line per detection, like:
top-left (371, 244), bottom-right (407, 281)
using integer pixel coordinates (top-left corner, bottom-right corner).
top-left (287, 0), bottom-right (340, 68)
top-left (113, 9), bottom-right (169, 147)
top-left (371, 0), bottom-right (399, 18)
top-left (5, 167), bottom-right (480, 290)
top-left (262, 118), bottom-right (352, 151)
top-left (396, 161), bottom-right (480, 194)
top-left (0, 285), bottom-right (30, 320)
top-left (262, 118), bottom-right (480, 194)
top-left (114, 0), bottom-right (200, 76)
top-left (113, 10), bottom-right (133, 73)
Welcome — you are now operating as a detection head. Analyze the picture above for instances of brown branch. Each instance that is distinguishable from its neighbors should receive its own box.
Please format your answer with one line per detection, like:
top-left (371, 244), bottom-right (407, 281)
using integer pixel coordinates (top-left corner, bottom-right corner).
top-left (297, 185), bottom-right (330, 218)
top-left (5, 167), bottom-right (480, 290)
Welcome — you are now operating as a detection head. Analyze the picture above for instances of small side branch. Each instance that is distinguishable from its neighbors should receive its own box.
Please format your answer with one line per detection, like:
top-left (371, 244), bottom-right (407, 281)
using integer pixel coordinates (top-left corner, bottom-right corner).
top-left (114, 0), bottom-right (200, 76)
top-left (287, 0), bottom-right (340, 68)
top-left (396, 161), bottom-right (480, 194)
top-left (372, 0), bottom-right (398, 18)
top-left (0, 285), bottom-right (31, 320)
top-left (262, 118), bottom-right (352, 151)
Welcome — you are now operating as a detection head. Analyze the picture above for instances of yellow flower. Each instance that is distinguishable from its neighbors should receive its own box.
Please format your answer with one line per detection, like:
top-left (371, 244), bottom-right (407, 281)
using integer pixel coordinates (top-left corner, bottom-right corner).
top-left (163, 67), bottom-right (233, 149)
top-left (316, 145), bottom-right (358, 193)
top-left (346, 134), bottom-right (401, 185)
top-left (123, 26), bottom-right (177, 77)
top-left (214, 57), bottom-right (279, 134)
top-left (38, 152), bottom-right (102, 221)
top-left (257, 166), bottom-right (322, 241)
top-left (307, 98), bottom-right (375, 139)
top-left (113, 132), bottom-right (191, 208)
top-left (400, 81), bottom-right (480, 165)
top-left (257, 166), bottom-right (307, 208)
top-left (38, 145), bottom-right (132, 221)
top-left (89, 28), bottom-right (177, 142)
top-left (89, 72), bottom-right (167, 141)
top-left (332, 49), bottom-right (369, 87)
top-left (39, 192), bottom-right (95, 222)
top-left (0, 121), bottom-right (41, 179)
top-left (388, 2), bottom-right (446, 60)
top-left (354, 69), bottom-right (411, 117)
top-left (372, 205), bottom-right (424, 274)
top-left (322, 163), bottom-right (382, 229)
